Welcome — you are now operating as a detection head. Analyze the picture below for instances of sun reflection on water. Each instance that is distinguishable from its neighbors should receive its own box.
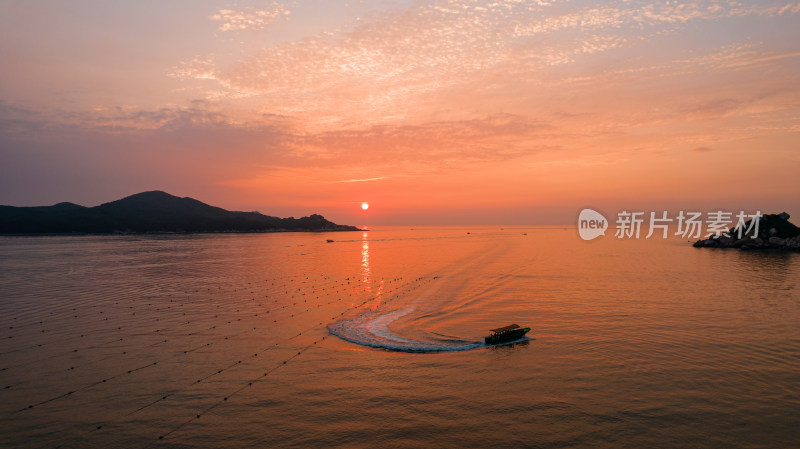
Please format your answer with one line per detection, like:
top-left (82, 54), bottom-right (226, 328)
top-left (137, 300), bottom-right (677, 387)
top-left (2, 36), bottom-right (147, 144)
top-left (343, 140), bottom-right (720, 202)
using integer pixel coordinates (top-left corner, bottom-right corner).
top-left (360, 231), bottom-right (384, 309)
top-left (361, 231), bottom-right (370, 292)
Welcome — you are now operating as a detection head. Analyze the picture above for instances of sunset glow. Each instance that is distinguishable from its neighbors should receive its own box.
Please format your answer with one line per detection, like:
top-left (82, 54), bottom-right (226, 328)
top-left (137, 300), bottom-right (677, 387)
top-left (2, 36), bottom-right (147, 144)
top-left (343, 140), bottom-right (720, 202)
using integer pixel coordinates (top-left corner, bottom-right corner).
top-left (1, 4), bottom-right (799, 444)
top-left (1, 1), bottom-right (798, 224)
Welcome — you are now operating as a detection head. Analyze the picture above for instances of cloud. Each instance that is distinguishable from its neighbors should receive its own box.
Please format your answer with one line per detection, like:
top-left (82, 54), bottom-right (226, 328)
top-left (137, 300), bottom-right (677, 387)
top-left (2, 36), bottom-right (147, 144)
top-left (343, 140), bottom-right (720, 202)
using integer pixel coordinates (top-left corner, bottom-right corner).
top-left (777, 3), bottom-right (800, 14)
top-left (691, 146), bottom-right (714, 153)
top-left (683, 98), bottom-right (742, 118)
top-left (210, 6), bottom-right (290, 32)
top-left (334, 177), bottom-right (390, 183)
top-left (7, 2), bottom-right (800, 169)
top-left (0, 102), bottom-right (295, 206)
top-left (286, 113), bottom-right (556, 165)
top-left (169, 0), bottom-right (800, 132)
top-left (675, 43), bottom-right (800, 73)
top-left (169, 55), bottom-right (217, 81)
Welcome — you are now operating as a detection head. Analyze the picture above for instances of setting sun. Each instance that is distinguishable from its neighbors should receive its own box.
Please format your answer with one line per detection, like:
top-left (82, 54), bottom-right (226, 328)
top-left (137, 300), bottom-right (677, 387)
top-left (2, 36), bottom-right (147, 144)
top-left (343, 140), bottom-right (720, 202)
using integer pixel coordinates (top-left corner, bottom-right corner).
top-left (361, 202), bottom-right (369, 211)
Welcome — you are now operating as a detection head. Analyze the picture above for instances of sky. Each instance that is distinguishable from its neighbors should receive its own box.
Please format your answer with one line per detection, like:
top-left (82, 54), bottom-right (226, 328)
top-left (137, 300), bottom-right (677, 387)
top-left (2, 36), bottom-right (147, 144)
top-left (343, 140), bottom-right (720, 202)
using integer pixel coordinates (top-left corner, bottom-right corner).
top-left (1, 0), bottom-right (799, 225)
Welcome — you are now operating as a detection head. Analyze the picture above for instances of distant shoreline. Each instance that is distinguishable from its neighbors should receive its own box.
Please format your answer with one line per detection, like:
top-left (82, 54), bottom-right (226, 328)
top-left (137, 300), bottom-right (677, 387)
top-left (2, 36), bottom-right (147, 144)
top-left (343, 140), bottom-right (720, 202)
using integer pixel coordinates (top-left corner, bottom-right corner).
top-left (0, 228), bottom-right (363, 237)
top-left (0, 190), bottom-right (361, 235)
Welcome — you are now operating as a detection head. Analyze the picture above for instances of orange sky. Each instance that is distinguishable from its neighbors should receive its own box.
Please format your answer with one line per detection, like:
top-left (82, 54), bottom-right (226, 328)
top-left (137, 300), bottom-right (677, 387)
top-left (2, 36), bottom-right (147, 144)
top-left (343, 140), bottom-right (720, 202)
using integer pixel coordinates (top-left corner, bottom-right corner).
top-left (1, 1), bottom-right (799, 225)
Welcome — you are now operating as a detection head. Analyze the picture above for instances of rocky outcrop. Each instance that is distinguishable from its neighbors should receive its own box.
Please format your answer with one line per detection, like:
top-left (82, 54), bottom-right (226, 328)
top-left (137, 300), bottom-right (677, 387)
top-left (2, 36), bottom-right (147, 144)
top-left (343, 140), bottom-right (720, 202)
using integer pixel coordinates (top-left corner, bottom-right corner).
top-left (693, 212), bottom-right (800, 251)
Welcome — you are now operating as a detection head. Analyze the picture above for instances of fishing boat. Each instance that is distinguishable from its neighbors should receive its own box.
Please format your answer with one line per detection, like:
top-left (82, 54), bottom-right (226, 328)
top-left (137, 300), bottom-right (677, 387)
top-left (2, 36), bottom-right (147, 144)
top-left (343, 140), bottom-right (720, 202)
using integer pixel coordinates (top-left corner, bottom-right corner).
top-left (484, 324), bottom-right (530, 344)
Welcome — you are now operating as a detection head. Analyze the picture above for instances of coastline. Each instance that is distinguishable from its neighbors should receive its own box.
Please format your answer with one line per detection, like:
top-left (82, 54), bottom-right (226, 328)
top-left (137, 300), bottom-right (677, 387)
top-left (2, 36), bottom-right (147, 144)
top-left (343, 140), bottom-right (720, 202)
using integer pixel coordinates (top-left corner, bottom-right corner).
top-left (0, 227), bottom-right (363, 237)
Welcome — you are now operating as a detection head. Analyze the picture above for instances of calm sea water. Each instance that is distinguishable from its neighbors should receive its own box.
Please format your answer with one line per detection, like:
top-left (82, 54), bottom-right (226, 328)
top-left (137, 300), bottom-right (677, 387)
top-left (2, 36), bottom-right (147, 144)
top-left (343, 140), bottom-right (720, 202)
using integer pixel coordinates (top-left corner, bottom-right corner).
top-left (0, 227), bottom-right (798, 448)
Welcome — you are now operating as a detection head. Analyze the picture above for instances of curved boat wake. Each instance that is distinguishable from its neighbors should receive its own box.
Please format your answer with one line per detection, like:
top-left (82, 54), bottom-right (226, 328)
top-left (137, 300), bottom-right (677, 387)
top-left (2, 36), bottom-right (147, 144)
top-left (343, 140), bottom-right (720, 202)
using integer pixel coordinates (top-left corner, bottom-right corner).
top-left (328, 308), bottom-right (483, 353)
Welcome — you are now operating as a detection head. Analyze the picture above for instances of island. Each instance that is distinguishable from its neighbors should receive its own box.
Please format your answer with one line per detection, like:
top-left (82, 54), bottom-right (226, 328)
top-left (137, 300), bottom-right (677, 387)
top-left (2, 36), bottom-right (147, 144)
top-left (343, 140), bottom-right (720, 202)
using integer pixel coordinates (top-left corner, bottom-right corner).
top-left (693, 212), bottom-right (800, 252)
top-left (0, 191), bottom-right (361, 234)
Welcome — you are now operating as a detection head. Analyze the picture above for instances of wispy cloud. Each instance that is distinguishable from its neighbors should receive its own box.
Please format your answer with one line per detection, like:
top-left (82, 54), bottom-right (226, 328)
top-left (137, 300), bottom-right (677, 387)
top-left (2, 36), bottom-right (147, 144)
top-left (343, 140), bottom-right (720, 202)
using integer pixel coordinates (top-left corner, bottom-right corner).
top-left (334, 177), bottom-right (390, 183)
top-left (210, 6), bottom-right (290, 32)
top-left (169, 54), bottom-right (216, 81)
top-left (166, 0), bottom-right (800, 132)
top-left (286, 113), bottom-right (556, 164)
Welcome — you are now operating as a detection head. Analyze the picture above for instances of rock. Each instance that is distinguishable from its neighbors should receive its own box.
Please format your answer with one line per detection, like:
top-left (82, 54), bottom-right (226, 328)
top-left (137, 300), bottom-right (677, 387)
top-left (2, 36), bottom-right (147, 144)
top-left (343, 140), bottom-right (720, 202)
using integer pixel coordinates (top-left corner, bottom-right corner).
top-left (768, 237), bottom-right (785, 247)
top-left (740, 238), bottom-right (764, 250)
top-left (693, 211), bottom-right (800, 252)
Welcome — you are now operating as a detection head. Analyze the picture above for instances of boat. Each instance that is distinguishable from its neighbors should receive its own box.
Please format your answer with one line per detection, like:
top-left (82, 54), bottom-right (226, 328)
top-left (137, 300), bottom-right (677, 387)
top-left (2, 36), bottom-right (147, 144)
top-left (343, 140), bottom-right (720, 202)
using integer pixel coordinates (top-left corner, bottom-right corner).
top-left (326, 239), bottom-right (334, 243)
top-left (484, 324), bottom-right (530, 344)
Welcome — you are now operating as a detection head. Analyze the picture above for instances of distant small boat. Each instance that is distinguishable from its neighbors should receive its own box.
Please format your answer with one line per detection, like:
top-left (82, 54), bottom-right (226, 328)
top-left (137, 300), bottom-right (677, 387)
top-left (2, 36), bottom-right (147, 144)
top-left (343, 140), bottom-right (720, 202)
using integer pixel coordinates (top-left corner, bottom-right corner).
top-left (484, 324), bottom-right (530, 344)
top-left (326, 239), bottom-right (334, 243)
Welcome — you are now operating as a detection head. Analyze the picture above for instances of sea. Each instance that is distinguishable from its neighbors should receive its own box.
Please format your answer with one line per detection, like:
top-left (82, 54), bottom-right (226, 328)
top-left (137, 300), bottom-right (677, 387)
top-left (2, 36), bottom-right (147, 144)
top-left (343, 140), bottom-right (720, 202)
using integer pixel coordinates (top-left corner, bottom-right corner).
top-left (0, 227), bottom-right (798, 448)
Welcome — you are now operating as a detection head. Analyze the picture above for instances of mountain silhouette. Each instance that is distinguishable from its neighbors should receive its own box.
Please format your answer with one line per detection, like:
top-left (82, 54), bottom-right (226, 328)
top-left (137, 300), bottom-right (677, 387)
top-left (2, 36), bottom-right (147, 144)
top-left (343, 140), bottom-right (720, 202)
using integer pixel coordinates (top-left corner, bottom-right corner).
top-left (0, 191), bottom-right (360, 234)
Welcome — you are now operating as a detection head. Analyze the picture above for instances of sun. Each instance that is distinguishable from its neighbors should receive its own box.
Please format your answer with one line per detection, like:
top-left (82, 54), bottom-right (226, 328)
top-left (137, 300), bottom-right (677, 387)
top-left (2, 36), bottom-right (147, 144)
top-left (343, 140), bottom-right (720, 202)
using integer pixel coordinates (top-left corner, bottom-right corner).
top-left (361, 202), bottom-right (369, 210)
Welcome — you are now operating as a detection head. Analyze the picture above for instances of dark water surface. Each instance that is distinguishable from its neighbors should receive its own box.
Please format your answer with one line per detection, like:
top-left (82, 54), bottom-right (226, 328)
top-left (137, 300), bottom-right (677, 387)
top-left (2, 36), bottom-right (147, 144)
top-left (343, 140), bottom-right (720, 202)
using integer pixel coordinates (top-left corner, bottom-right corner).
top-left (1, 227), bottom-right (798, 448)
